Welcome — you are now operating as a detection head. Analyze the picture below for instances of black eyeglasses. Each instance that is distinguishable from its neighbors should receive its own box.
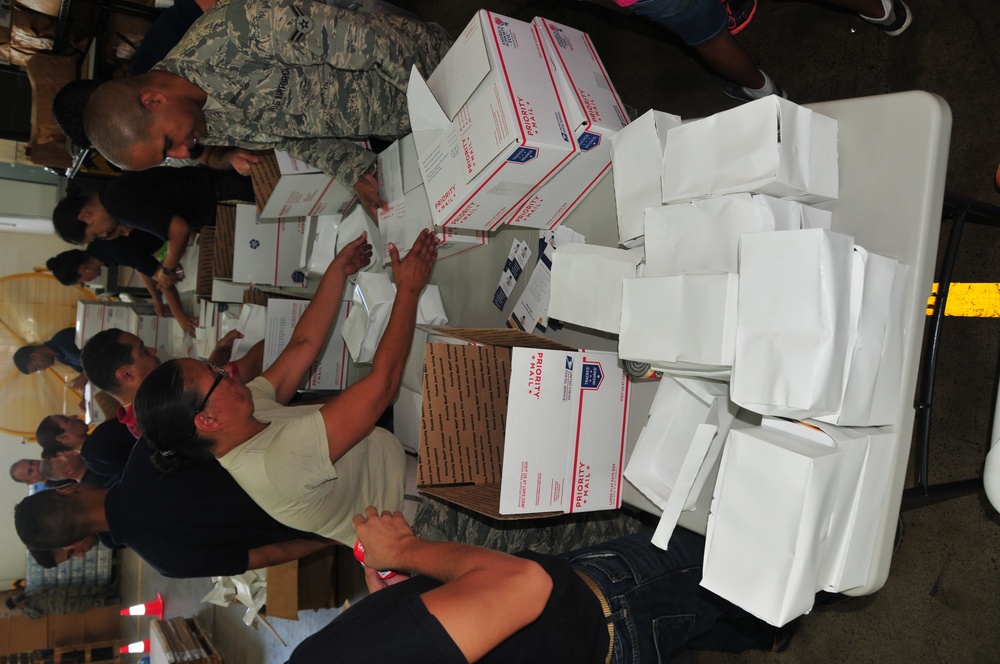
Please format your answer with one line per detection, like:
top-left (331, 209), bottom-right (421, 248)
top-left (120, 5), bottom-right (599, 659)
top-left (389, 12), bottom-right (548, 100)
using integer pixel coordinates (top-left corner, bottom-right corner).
top-left (195, 363), bottom-right (228, 414)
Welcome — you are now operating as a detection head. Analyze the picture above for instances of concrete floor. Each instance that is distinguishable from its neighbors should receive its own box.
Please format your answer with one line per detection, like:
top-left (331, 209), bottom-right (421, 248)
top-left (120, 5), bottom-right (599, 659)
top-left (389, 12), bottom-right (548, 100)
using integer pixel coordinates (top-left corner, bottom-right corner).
top-left (117, 0), bottom-right (1000, 662)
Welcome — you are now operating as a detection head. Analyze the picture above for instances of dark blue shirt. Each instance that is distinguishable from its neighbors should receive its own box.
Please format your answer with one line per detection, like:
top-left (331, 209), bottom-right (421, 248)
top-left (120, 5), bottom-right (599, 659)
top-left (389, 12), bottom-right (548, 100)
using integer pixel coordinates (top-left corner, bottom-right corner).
top-left (105, 439), bottom-right (318, 578)
top-left (44, 328), bottom-right (82, 372)
top-left (80, 419), bottom-right (137, 487)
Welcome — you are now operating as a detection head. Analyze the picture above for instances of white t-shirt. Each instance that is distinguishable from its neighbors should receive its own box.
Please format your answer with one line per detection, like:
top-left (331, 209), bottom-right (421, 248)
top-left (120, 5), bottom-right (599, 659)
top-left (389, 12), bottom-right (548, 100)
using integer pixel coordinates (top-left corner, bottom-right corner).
top-left (218, 377), bottom-right (406, 544)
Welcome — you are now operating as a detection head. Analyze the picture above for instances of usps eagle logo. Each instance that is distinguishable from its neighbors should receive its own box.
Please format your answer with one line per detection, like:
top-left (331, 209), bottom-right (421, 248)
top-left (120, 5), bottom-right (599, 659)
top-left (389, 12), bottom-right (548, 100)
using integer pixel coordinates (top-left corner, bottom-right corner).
top-left (289, 6), bottom-right (313, 42)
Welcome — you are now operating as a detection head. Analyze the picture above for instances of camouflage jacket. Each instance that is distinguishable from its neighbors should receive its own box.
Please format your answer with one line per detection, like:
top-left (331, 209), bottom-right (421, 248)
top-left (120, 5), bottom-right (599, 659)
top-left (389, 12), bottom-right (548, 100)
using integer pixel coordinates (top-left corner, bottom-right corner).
top-left (155, 0), bottom-right (451, 186)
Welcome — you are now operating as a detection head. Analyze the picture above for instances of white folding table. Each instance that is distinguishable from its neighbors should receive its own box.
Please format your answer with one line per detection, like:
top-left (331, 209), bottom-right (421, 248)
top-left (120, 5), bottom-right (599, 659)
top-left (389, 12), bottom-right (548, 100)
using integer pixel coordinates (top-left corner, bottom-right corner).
top-left (425, 90), bottom-right (952, 596)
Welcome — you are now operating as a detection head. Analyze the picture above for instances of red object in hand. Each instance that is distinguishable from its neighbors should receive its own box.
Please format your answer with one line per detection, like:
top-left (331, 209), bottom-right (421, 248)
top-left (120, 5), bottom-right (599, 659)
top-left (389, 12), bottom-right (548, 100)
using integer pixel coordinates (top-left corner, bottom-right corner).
top-left (353, 540), bottom-right (396, 579)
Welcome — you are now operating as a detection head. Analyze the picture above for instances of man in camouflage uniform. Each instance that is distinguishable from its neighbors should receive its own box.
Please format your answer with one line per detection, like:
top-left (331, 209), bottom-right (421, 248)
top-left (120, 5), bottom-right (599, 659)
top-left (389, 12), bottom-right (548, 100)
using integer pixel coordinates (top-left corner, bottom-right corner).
top-left (84, 0), bottom-right (451, 216)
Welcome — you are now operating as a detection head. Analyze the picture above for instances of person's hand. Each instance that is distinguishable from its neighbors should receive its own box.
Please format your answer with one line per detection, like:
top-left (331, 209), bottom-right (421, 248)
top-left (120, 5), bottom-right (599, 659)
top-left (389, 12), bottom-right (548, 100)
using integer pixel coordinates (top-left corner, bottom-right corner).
top-left (352, 506), bottom-right (417, 572)
top-left (227, 149), bottom-right (261, 176)
top-left (353, 172), bottom-right (386, 222)
top-left (363, 566), bottom-right (410, 594)
top-left (176, 313), bottom-right (198, 337)
top-left (68, 374), bottom-right (88, 392)
top-left (216, 329), bottom-right (244, 350)
top-left (389, 228), bottom-right (437, 296)
top-left (331, 232), bottom-right (373, 278)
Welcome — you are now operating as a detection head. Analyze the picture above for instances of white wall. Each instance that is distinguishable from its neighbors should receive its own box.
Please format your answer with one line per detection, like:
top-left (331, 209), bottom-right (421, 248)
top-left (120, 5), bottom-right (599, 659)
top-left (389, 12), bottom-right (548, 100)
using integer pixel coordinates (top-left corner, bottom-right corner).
top-left (0, 433), bottom-right (41, 585)
top-left (0, 178), bottom-right (60, 219)
top-left (0, 179), bottom-right (78, 583)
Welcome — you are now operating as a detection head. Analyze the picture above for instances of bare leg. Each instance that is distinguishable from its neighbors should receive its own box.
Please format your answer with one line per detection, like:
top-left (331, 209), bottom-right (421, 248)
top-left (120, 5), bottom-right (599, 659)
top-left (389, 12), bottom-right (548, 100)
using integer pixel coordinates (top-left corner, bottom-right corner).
top-left (695, 31), bottom-right (765, 89)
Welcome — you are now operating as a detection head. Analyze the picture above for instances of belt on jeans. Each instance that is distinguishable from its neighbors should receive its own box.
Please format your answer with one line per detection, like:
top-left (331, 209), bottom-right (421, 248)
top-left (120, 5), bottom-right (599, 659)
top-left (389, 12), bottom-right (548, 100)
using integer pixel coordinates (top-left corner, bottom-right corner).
top-left (575, 569), bottom-right (614, 664)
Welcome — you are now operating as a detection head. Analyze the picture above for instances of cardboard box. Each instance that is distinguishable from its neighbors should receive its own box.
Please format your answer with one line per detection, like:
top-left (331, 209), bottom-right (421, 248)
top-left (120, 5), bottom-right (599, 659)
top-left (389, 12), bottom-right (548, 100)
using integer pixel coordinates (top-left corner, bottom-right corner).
top-left (501, 345), bottom-right (629, 514)
top-left (263, 298), bottom-right (351, 390)
top-left (250, 150), bottom-right (354, 219)
top-left (213, 204), bottom-right (236, 280)
top-left (417, 328), bottom-right (629, 518)
top-left (377, 134), bottom-right (488, 262)
top-left (408, 10), bottom-right (577, 231)
top-left (505, 17), bottom-right (629, 229)
top-left (264, 547), bottom-right (365, 620)
top-left (75, 300), bottom-right (160, 349)
top-left (232, 204), bottom-right (308, 288)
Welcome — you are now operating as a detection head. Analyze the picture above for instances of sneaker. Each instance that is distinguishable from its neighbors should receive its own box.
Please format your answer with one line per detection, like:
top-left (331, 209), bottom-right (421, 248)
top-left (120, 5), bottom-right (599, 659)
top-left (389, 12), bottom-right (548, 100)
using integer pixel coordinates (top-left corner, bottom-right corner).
top-left (862, 0), bottom-right (912, 36)
top-left (723, 0), bottom-right (757, 35)
top-left (714, 70), bottom-right (787, 103)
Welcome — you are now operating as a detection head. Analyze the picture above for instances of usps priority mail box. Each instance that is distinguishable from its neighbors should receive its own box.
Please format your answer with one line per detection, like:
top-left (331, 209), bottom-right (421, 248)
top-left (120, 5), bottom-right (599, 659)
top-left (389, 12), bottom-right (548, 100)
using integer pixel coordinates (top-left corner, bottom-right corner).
top-left (500, 347), bottom-right (630, 514)
top-left (251, 150), bottom-right (355, 219)
top-left (377, 134), bottom-right (488, 263)
top-left (506, 17), bottom-right (629, 230)
top-left (232, 204), bottom-right (308, 288)
top-left (263, 298), bottom-right (351, 390)
top-left (418, 328), bottom-right (627, 519)
top-left (408, 10), bottom-right (577, 231)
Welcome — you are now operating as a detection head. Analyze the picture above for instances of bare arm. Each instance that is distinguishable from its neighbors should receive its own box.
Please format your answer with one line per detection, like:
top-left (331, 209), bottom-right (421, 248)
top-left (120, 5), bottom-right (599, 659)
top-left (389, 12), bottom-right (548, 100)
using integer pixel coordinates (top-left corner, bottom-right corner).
top-left (319, 230), bottom-right (436, 464)
top-left (233, 340), bottom-right (264, 382)
top-left (262, 234), bottom-right (372, 405)
top-left (159, 283), bottom-right (197, 336)
top-left (207, 329), bottom-right (242, 365)
top-left (138, 273), bottom-right (167, 317)
top-left (154, 215), bottom-right (191, 287)
top-left (246, 537), bottom-right (336, 570)
top-left (354, 507), bottom-right (552, 662)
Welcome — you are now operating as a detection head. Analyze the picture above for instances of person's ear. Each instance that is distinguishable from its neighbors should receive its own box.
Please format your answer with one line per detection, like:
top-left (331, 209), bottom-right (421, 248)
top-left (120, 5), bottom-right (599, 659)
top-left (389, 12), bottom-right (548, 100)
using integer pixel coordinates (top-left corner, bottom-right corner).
top-left (63, 537), bottom-right (90, 553)
top-left (115, 364), bottom-right (134, 386)
top-left (55, 432), bottom-right (71, 444)
top-left (194, 411), bottom-right (224, 434)
top-left (139, 90), bottom-right (166, 110)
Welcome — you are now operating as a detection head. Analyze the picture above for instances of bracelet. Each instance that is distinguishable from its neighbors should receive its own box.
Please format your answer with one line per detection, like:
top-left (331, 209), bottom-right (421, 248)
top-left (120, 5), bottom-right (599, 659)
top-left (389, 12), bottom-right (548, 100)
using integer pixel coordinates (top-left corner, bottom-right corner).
top-left (159, 266), bottom-right (176, 276)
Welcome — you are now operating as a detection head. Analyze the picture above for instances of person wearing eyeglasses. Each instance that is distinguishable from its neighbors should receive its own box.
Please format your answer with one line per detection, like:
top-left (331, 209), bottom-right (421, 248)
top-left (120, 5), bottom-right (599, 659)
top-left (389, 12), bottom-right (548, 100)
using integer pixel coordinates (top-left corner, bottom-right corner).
top-left (133, 230), bottom-right (437, 547)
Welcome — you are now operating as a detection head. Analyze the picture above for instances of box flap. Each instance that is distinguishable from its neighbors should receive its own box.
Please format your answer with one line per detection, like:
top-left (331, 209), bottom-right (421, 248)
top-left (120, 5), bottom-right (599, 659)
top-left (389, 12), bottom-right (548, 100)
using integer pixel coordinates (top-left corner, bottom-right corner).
top-left (408, 65), bottom-right (450, 156)
top-left (426, 10), bottom-right (492, 121)
top-left (432, 327), bottom-right (575, 351)
top-left (418, 343), bottom-right (509, 486)
top-left (420, 483), bottom-right (560, 521)
top-left (250, 152), bottom-right (281, 216)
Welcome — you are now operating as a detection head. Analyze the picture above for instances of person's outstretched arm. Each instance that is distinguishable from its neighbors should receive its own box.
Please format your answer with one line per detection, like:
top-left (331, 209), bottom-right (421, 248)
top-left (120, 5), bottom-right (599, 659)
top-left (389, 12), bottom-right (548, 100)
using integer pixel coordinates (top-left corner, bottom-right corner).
top-left (262, 233), bottom-right (372, 404)
top-left (158, 282), bottom-right (197, 336)
top-left (354, 507), bottom-right (552, 662)
top-left (319, 230), bottom-right (436, 463)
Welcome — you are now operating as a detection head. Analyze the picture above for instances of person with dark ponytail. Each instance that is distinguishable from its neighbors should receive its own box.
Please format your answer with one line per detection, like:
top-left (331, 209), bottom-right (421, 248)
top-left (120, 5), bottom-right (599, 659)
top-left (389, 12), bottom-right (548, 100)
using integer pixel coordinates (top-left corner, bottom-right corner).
top-left (136, 230), bottom-right (437, 546)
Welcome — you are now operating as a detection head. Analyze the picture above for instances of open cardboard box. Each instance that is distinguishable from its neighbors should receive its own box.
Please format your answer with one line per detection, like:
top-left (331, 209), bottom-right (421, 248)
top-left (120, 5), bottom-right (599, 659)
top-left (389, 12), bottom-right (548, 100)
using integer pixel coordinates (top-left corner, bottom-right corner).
top-left (417, 327), bottom-right (629, 519)
top-left (250, 150), bottom-right (354, 219)
top-left (264, 546), bottom-right (365, 620)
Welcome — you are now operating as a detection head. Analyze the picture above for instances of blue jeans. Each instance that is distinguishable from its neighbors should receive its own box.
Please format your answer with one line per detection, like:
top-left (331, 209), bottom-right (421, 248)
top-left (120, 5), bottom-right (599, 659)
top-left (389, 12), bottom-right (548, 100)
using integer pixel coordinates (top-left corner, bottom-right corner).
top-left (562, 529), bottom-right (775, 663)
top-left (630, 0), bottom-right (728, 47)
